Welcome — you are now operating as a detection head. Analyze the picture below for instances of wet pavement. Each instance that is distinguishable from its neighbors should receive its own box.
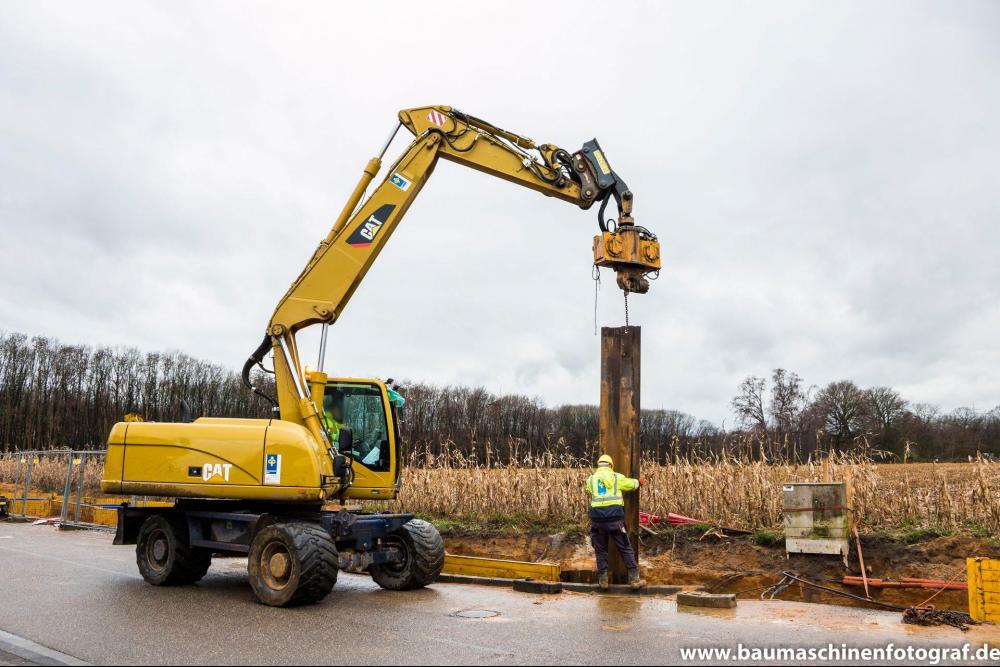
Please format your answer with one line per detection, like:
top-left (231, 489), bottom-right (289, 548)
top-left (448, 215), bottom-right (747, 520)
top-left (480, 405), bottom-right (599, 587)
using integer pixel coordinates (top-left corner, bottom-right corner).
top-left (0, 649), bottom-right (33, 667)
top-left (0, 522), bottom-right (998, 665)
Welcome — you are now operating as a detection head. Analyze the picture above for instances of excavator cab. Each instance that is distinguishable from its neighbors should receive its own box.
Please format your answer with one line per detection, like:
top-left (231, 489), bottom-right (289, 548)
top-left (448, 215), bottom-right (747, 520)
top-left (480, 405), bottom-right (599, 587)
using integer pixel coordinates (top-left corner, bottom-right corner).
top-left (306, 372), bottom-right (402, 500)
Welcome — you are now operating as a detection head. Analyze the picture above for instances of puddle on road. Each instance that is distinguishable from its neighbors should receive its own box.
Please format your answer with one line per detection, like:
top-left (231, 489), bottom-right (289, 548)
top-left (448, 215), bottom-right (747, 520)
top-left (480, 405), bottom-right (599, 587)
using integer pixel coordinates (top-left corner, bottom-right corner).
top-left (677, 605), bottom-right (738, 620)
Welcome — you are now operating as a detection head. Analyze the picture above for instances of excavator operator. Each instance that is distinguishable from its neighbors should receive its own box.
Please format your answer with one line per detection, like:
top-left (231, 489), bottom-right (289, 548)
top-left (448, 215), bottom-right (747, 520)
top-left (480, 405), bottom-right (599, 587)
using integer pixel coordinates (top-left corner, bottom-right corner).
top-left (322, 390), bottom-right (346, 444)
top-left (323, 386), bottom-right (405, 467)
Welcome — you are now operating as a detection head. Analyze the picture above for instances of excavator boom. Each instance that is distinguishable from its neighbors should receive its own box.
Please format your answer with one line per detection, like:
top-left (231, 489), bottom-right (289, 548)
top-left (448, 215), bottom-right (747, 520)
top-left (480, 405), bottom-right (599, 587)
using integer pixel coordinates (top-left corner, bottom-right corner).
top-left (249, 105), bottom-right (660, 457)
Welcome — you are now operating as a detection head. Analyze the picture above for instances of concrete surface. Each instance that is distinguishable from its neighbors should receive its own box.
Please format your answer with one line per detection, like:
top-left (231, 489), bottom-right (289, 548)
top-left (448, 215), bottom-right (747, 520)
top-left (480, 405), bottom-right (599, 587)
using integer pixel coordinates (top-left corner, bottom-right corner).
top-left (0, 629), bottom-right (88, 666)
top-left (1, 522), bottom-right (998, 665)
top-left (0, 649), bottom-right (34, 667)
top-left (677, 591), bottom-right (737, 609)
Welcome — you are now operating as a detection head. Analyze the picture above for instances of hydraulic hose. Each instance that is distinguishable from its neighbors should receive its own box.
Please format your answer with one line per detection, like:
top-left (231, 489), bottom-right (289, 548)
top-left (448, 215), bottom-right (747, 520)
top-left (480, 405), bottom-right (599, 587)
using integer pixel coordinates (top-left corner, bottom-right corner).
top-left (243, 334), bottom-right (278, 407)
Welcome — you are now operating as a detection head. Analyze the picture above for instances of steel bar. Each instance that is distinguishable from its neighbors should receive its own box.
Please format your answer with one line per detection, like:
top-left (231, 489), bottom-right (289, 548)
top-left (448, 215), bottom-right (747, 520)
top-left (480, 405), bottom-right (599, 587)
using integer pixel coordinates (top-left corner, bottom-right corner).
top-left (21, 457), bottom-right (34, 518)
top-left (73, 454), bottom-right (86, 524)
top-left (60, 451), bottom-right (74, 524)
top-left (599, 326), bottom-right (641, 585)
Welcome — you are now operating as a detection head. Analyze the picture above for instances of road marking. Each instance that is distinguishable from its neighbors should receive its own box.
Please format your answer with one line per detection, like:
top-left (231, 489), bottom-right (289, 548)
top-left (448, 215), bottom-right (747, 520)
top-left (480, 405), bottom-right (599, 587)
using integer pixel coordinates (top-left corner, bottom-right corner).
top-left (0, 629), bottom-right (90, 666)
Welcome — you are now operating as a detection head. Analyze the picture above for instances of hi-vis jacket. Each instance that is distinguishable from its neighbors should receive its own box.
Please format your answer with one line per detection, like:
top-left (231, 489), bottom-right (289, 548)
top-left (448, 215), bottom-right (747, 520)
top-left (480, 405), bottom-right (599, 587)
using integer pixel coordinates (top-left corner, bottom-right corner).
top-left (322, 412), bottom-right (343, 443)
top-left (585, 467), bottom-right (639, 522)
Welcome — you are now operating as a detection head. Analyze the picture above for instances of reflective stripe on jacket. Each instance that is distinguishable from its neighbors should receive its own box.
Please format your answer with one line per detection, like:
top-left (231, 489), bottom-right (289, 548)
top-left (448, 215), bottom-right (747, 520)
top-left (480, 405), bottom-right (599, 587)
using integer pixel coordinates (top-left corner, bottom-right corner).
top-left (585, 467), bottom-right (639, 522)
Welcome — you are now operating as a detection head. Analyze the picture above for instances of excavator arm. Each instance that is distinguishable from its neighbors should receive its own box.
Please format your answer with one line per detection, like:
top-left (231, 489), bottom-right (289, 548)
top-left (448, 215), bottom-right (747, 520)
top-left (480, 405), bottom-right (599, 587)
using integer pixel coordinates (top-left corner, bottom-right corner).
top-left (243, 105), bottom-right (661, 460)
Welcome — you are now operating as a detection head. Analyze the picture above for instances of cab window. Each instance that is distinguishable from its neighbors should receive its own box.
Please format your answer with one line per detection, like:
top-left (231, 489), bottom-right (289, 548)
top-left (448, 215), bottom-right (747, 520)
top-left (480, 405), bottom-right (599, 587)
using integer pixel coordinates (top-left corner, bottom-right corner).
top-left (323, 382), bottom-right (390, 472)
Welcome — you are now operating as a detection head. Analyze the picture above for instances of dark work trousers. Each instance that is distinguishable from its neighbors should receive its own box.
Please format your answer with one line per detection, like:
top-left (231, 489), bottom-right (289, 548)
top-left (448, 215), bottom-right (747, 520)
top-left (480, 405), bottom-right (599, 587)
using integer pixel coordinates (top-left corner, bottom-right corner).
top-left (590, 520), bottom-right (638, 572)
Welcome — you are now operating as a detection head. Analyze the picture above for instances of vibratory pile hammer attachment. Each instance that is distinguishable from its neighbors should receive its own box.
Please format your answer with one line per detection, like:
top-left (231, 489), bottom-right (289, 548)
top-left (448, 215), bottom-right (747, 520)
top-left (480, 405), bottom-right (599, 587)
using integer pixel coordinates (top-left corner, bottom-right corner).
top-left (568, 139), bottom-right (660, 294)
top-left (593, 222), bottom-right (661, 294)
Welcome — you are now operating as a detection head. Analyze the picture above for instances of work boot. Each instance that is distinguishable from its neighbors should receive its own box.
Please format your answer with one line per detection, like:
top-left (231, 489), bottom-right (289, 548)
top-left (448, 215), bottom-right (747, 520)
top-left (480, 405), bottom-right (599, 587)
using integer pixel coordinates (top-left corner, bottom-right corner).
top-left (598, 571), bottom-right (609, 591)
top-left (628, 568), bottom-right (647, 591)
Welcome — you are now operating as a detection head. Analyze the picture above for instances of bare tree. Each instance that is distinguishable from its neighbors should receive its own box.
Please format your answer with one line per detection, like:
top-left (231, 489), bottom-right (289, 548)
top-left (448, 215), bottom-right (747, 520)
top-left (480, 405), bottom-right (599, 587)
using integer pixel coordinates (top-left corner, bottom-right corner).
top-left (769, 368), bottom-right (805, 457)
top-left (814, 380), bottom-right (867, 447)
top-left (731, 375), bottom-right (767, 435)
top-left (864, 386), bottom-right (907, 431)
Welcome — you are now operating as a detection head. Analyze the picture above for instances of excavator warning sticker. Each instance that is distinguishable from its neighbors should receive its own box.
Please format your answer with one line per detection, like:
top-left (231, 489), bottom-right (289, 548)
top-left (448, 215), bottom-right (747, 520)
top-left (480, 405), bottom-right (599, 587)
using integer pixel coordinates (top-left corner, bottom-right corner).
top-left (264, 454), bottom-right (281, 485)
top-left (427, 110), bottom-right (447, 127)
top-left (347, 203), bottom-right (395, 247)
top-left (593, 150), bottom-right (612, 175)
top-left (390, 173), bottom-right (410, 191)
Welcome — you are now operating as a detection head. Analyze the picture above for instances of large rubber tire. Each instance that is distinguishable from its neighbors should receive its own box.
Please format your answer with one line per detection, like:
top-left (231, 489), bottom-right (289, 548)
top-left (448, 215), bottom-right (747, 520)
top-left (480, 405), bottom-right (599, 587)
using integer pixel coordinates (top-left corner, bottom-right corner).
top-left (370, 519), bottom-right (445, 591)
top-left (248, 523), bottom-right (338, 607)
top-left (135, 514), bottom-right (212, 586)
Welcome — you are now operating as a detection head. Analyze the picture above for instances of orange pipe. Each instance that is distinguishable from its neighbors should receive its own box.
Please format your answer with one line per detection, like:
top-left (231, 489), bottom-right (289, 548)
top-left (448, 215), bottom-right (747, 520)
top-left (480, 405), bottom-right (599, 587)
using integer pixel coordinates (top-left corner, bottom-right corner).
top-left (841, 577), bottom-right (967, 591)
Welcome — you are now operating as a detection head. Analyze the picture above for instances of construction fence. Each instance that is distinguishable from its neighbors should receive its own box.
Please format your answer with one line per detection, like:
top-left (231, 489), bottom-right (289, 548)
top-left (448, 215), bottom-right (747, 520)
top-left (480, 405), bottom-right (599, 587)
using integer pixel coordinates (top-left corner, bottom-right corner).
top-left (0, 449), bottom-right (169, 528)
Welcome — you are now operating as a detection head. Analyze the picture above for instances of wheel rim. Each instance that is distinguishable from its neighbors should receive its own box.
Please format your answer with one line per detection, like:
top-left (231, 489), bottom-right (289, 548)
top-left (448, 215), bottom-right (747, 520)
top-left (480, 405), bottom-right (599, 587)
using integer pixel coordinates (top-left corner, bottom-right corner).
top-left (260, 541), bottom-right (293, 590)
top-left (146, 528), bottom-right (170, 573)
top-left (382, 535), bottom-right (410, 573)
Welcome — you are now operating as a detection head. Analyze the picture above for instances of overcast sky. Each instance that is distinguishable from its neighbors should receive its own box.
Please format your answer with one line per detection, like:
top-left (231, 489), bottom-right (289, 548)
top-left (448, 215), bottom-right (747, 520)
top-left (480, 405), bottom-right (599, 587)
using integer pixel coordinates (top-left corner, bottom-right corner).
top-left (1, 1), bottom-right (998, 423)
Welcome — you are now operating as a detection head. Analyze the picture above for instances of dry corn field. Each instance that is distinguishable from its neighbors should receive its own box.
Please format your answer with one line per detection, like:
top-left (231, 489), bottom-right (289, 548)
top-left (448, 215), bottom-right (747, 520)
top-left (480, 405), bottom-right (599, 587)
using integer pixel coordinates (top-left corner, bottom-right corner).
top-left (388, 455), bottom-right (1000, 533)
top-left (0, 453), bottom-right (104, 497)
top-left (3, 451), bottom-right (999, 533)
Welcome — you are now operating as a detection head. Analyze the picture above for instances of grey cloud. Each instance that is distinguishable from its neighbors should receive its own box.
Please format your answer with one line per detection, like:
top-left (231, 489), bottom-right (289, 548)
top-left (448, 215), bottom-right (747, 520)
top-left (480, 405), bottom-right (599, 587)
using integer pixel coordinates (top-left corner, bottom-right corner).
top-left (1, 1), bottom-right (998, 424)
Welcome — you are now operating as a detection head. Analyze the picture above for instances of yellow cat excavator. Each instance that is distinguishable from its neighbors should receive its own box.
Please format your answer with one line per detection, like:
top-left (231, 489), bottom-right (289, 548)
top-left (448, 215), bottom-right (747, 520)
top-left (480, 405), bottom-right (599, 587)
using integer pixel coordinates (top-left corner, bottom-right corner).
top-left (101, 105), bottom-right (661, 606)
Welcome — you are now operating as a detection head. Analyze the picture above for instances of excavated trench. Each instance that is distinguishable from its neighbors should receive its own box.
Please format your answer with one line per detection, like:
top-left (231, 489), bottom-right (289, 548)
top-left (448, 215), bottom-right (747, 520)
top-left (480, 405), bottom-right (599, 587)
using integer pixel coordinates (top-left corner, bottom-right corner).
top-left (443, 528), bottom-right (1000, 611)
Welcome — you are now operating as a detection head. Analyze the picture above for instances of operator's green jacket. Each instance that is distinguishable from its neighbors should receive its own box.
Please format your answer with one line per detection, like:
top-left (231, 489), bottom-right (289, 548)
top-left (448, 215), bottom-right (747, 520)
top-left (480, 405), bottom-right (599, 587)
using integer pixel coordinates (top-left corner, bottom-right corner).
top-left (585, 467), bottom-right (639, 523)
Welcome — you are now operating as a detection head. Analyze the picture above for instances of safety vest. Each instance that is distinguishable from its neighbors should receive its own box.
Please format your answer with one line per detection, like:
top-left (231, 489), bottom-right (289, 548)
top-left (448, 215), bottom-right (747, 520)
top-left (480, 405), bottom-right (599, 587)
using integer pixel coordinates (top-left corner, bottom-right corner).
top-left (586, 468), bottom-right (624, 509)
top-left (586, 468), bottom-right (640, 522)
top-left (322, 412), bottom-right (342, 443)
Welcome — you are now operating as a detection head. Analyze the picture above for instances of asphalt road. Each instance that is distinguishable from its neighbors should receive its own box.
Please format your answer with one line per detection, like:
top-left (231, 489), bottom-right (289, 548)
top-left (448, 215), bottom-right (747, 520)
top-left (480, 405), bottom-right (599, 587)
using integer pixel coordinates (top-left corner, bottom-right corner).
top-left (0, 522), bottom-right (997, 665)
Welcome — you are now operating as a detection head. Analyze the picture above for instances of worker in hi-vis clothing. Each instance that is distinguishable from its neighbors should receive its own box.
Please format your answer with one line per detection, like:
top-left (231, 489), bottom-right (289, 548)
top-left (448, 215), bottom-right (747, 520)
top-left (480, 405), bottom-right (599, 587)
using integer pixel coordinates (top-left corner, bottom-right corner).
top-left (585, 454), bottom-right (647, 590)
top-left (322, 391), bottom-right (345, 443)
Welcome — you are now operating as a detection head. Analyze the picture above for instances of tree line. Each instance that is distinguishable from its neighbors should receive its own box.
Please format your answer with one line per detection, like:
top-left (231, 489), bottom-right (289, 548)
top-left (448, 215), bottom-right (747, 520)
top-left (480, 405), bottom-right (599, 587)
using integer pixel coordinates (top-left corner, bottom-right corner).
top-left (1, 332), bottom-right (997, 463)
top-left (0, 332), bottom-right (270, 452)
top-left (727, 368), bottom-right (1000, 462)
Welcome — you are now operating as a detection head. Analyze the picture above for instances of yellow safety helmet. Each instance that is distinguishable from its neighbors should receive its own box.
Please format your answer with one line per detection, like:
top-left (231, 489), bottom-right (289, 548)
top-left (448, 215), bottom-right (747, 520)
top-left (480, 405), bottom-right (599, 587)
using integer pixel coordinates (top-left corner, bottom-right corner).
top-left (597, 454), bottom-right (614, 468)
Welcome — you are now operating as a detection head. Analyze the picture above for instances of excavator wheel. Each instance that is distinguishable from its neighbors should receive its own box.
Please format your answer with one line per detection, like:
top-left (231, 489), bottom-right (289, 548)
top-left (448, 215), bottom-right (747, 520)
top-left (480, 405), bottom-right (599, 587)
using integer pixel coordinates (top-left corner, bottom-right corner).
top-left (370, 519), bottom-right (445, 591)
top-left (248, 523), bottom-right (338, 607)
top-left (135, 514), bottom-right (212, 586)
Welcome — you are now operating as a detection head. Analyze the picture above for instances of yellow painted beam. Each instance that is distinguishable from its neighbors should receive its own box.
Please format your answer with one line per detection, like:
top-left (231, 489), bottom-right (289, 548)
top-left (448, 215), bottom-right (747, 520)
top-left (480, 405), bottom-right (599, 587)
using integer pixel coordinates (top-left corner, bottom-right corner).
top-left (442, 554), bottom-right (560, 582)
top-left (968, 557), bottom-right (1000, 622)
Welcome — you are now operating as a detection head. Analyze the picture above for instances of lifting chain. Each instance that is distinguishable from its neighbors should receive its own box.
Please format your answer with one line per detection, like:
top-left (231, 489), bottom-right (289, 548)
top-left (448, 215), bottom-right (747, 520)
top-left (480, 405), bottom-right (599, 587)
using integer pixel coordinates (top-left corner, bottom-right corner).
top-left (594, 267), bottom-right (633, 333)
top-left (592, 265), bottom-right (601, 336)
top-left (624, 290), bottom-right (630, 330)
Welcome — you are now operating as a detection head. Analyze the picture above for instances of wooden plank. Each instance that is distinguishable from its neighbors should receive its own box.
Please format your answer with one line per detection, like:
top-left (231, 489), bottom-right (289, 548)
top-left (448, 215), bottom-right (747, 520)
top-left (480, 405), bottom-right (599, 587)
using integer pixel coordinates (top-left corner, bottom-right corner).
top-left (600, 326), bottom-right (641, 585)
top-left (442, 554), bottom-right (560, 582)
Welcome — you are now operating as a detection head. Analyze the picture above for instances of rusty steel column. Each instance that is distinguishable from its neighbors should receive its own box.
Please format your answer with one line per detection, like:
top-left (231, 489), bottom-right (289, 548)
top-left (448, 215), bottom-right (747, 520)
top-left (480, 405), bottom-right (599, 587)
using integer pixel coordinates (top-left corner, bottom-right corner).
top-left (599, 326), bottom-right (641, 585)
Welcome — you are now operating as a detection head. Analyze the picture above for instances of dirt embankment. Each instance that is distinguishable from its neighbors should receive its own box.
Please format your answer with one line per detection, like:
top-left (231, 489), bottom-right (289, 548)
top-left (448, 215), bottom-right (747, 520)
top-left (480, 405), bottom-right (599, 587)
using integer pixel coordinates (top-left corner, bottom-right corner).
top-left (443, 527), bottom-right (1000, 612)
